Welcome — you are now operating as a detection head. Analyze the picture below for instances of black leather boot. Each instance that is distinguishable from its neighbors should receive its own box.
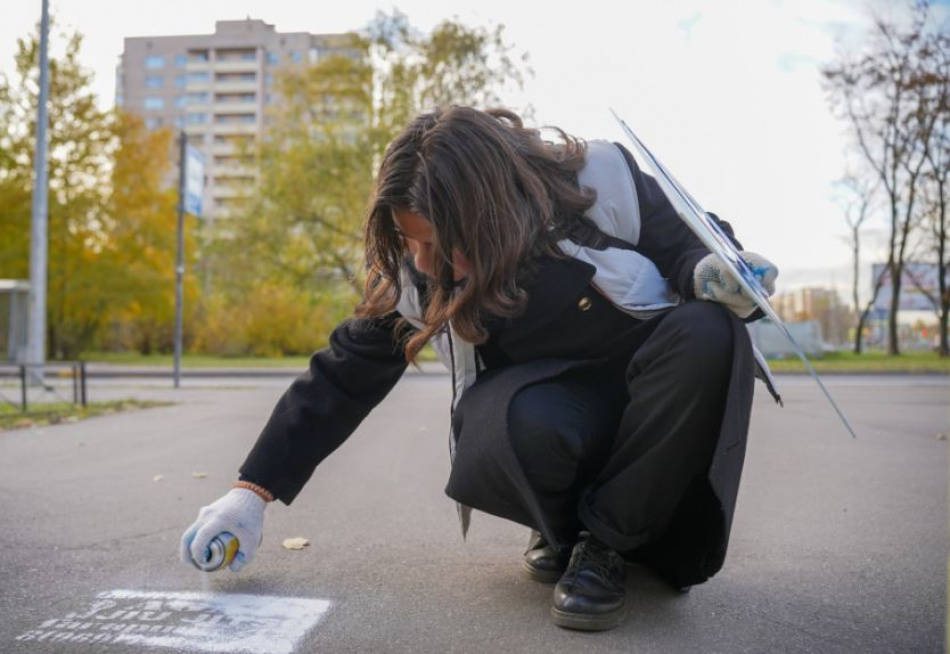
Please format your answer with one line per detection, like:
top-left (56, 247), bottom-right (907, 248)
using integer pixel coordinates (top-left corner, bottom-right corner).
top-left (550, 532), bottom-right (626, 631)
top-left (523, 530), bottom-right (574, 583)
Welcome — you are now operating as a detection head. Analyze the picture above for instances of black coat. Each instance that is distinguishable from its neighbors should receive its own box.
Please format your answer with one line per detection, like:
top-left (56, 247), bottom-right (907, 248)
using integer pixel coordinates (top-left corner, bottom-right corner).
top-left (444, 256), bottom-right (756, 586)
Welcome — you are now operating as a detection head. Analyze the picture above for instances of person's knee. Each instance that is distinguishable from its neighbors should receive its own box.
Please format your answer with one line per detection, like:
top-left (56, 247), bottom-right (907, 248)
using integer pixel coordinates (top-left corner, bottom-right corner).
top-left (509, 386), bottom-right (582, 456)
top-left (662, 301), bottom-right (735, 370)
top-left (508, 384), bottom-right (588, 487)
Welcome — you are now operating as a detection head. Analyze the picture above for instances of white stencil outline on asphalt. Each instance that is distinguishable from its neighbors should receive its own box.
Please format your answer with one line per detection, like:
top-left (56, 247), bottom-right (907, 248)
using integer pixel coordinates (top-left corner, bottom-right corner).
top-left (14, 590), bottom-right (331, 654)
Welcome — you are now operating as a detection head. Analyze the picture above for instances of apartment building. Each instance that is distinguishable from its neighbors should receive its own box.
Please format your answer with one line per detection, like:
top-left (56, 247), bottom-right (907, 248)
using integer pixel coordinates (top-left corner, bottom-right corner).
top-left (116, 19), bottom-right (354, 222)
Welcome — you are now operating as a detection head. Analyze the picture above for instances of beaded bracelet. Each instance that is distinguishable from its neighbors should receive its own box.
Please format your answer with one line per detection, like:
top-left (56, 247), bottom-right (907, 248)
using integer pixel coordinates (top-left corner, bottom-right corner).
top-left (234, 479), bottom-right (275, 503)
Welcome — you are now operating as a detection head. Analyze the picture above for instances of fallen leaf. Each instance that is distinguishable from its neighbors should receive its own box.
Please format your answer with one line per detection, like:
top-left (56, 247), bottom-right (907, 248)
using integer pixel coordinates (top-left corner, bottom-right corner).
top-left (936, 433), bottom-right (948, 441)
top-left (282, 537), bottom-right (310, 550)
top-left (153, 475), bottom-right (164, 482)
top-left (191, 472), bottom-right (208, 479)
top-left (77, 441), bottom-right (85, 447)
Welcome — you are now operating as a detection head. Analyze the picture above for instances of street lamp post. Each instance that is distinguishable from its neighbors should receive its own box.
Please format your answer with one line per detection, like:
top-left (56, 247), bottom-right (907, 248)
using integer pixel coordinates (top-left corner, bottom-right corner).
top-left (27, 0), bottom-right (51, 382)
top-left (174, 130), bottom-right (187, 389)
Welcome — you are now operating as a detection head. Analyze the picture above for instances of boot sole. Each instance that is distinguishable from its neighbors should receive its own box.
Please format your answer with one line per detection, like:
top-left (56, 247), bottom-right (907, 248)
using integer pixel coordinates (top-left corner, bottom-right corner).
top-left (522, 560), bottom-right (566, 584)
top-left (549, 604), bottom-right (623, 631)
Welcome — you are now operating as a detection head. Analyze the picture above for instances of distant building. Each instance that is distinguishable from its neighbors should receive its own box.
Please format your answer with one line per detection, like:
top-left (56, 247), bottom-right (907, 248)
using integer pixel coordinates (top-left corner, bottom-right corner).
top-left (773, 287), bottom-right (852, 347)
top-left (116, 19), bottom-right (354, 223)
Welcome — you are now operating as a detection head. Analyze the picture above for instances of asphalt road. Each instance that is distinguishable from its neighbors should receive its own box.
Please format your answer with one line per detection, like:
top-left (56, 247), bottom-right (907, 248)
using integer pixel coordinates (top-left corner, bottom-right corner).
top-left (0, 372), bottom-right (946, 653)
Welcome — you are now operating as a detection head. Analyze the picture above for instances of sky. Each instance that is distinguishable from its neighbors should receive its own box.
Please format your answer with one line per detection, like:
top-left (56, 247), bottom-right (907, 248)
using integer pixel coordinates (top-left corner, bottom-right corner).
top-left (0, 0), bottom-right (939, 305)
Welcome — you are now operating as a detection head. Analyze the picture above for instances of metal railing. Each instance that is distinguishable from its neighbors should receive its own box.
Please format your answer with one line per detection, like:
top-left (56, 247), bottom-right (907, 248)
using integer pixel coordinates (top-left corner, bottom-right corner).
top-left (0, 361), bottom-right (87, 412)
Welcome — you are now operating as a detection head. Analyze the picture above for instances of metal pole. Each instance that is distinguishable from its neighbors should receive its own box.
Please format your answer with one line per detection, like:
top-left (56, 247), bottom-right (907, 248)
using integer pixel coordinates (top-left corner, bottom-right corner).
top-left (27, 0), bottom-right (51, 385)
top-left (80, 361), bottom-right (87, 407)
top-left (173, 130), bottom-right (187, 389)
top-left (20, 365), bottom-right (27, 411)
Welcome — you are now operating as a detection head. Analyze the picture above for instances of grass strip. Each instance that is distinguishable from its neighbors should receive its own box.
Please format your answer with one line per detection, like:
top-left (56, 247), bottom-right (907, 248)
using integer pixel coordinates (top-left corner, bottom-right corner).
top-left (765, 350), bottom-right (950, 374)
top-left (0, 399), bottom-right (173, 432)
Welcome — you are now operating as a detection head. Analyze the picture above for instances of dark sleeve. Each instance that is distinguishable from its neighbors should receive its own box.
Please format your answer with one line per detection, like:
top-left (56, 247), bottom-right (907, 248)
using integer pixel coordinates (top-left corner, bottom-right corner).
top-left (239, 312), bottom-right (410, 504)
top-left (614, 143), bottom-right (743, 299)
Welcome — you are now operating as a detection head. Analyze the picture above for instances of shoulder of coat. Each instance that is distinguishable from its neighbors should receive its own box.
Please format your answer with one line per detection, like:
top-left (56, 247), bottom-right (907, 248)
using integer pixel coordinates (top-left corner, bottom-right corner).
top-left (578, 139), bottom-right (641, 243)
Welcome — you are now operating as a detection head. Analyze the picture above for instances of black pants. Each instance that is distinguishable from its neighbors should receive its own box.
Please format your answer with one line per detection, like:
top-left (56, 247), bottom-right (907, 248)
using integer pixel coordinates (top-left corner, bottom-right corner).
top-left (507, 301), bottom-right (735, 553)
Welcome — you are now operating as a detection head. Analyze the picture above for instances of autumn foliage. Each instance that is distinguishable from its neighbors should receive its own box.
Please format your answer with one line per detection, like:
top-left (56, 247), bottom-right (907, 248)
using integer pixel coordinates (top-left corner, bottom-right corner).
top-left (1, 13), bottom-right (529, 359)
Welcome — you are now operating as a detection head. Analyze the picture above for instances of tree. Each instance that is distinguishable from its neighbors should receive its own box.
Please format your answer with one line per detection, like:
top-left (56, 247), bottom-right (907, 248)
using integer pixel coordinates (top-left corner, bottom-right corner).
top-left (99, 112), bottom-right (196, 354)
top-left (209, 13), bottom-right (531, 355)
top-left (219, 46), bottom-right (373, 296)
top-left (836, 174), bottom-right (886, 353)
top-left (368, 10), bottom-right (531, 129)
top-left (0, 20), bottom-right (115, 358)
top-left (919, 25), bottom-right (950, 356)
top-left (822, 1), bottom-right (945, 355)
top-left (0, 21), bottom-right (186, 358)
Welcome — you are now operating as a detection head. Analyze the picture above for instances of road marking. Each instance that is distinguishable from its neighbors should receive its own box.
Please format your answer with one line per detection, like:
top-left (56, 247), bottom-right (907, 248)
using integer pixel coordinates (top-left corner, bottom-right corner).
top-left (14, 590), bottom-right (330, 654)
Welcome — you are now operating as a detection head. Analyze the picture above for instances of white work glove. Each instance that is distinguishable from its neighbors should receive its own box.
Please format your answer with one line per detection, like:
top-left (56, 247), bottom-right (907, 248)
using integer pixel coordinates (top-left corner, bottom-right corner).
top-left (180, 488), bottom-right (266, 572)
top-left (693, 251), bottom-right (778, 319)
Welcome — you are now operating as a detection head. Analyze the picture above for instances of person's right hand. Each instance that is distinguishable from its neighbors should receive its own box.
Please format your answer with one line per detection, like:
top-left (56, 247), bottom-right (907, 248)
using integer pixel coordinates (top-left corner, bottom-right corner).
top-left (180, 488), bottom-right (266, 572)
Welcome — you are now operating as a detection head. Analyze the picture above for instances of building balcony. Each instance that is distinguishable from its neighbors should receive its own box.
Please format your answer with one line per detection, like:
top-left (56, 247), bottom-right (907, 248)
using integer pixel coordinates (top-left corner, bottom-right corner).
top-left (212, 80), bottom-right (259, 93)
top-left (214, 60), bottom-right (259, 73)
top-left (183, 123), bottom-right (211, 138)
top-left (183, 78), bottom-right (212, 91)
top-left (214, 102), bottom-right (259, 114)
top-left (183, 101), bottom-right (212, 112)
top-left (211, 183), bottom-right (255, 200)
top-left (212, 122), bottom-right (260, 136)
top-left (213, 163), bottom-right (256, 177)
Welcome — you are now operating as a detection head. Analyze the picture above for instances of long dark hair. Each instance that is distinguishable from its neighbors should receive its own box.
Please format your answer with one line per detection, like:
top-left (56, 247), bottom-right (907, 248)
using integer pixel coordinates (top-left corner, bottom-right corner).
top-left (356, 106), bottom-right (596, 361)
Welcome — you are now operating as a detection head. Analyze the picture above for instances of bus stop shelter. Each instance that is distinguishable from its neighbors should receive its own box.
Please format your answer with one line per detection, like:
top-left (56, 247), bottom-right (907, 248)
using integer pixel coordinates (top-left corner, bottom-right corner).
top-left (0, 280), bottom-right (29, 364)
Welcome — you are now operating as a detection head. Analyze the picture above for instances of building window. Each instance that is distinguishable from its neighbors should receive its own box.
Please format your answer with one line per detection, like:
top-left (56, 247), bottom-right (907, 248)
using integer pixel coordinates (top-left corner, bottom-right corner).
top-left (174, 117), bottom-right (183, 128)
top-left (175, 75), bottom-right (187, 89)
top-left (145, 117), bottom-right (162, 130)
top-left (144, 97), bottom-right (164, 110)
top-left (189, 50), bottom-right (210, 63)
top-left (290, 51), bottom-right (302, 64)
top-left (185, 113), bottom-right (208, 125)
top-left (264, 73), bottom-right (273, 86)
top-left (145, 55), bottom-right (165, 69)
top-left (185, 92), bottom-right (210, 104)
top-left (267, 52), bottom-right (279, 65)
top-left (176, 95), bottom-right (187, 109)
top-left (186, 72), bottom-right (210, 84)
top-left (175, 54), bottom-right (187, 67)
top-left (145, 76), bottom-right (164, 88)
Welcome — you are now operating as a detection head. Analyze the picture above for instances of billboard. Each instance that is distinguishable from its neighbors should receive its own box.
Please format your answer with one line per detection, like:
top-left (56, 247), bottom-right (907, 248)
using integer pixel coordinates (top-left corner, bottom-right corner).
top-left (184, 145), bottom-right (205, 217)
top-left (872, 262), bottom-right (947, 312)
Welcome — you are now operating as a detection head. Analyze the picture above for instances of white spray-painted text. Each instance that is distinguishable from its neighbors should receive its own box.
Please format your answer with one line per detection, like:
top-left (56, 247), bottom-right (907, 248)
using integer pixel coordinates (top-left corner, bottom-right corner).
top-left (15, 590), bottom-right (331, 654)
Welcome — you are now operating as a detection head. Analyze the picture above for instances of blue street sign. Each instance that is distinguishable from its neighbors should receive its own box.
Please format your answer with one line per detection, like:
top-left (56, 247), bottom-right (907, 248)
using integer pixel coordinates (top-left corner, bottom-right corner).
top-left (184, 145), bottom-right (205, 217)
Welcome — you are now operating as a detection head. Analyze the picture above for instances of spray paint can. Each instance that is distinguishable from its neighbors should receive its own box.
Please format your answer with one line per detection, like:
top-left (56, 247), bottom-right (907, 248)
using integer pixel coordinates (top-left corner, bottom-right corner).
top-left (194, 532), bottom-right (239, 572)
